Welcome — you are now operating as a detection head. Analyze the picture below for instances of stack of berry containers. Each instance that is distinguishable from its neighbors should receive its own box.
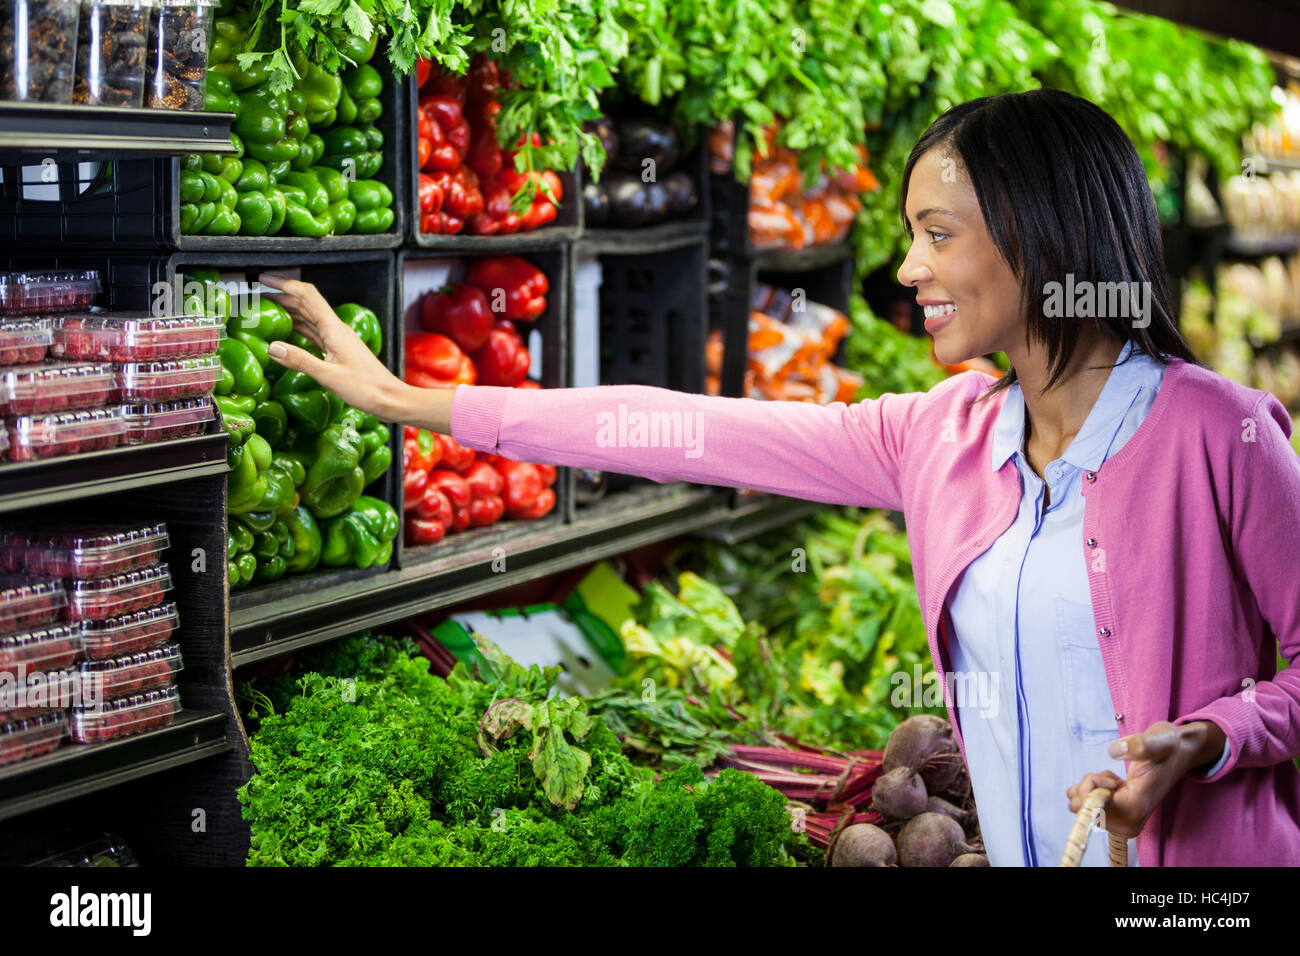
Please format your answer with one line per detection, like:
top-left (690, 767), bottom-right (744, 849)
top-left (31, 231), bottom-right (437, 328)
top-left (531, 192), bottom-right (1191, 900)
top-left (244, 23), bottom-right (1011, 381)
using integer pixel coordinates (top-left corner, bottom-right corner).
top-left (0, 575), bottom-right (73, 766)
top-left (0, 520), bottom-right (184, 763)
top-left (0, 269), bottom-right (122, 464)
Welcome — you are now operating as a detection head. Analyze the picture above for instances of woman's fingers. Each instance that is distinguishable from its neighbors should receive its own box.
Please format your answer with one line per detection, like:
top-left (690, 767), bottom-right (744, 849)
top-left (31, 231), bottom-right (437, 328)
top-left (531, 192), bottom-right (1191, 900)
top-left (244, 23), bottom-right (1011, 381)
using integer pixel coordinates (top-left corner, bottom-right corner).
top-left (290, 316), bottom-right (326, 350)
top-left (267, 339), bottom-right (338, 387)
top-left (1066, 770), bottom-right (1123, 812)
top-left (1110, 723), bottom-right (1180, 762)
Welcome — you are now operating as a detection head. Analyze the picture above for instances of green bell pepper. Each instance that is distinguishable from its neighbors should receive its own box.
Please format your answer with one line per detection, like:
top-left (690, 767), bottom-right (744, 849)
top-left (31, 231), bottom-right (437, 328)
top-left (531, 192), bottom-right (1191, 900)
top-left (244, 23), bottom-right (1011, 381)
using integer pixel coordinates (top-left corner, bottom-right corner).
top-left (233, 552), bottom-right (257, 588)
top-left (279, 171), bottom-right (329, 216)
top-left (182, 153), bottom-right (203, 172)
top-left (270, 451), bottom-right (307, 487)
top-left (243, 84), bottom-right (289, 115)
top-left (335, 86), bottom-right (357, 126)
top-left (179, 203), bottom-right (200, 234)
top-left (285, 111), bottom-right (310, 143)
top-left (301, 422), bottom-right (366, 518)
top-left (234, 96), bottom-right (285, 143)
top-left (290, 133), bottom-right (324, 171)
top-left (301, 63), bottom-right (343, 113)
top-left (355, 151), bottom-right (383, 180)
top-left (252, 465), bottom-right (296, 515)
top-left (254, 554), bottom-right (287, 582)
top-left (235, 191), bottom-right (274, 235)
top-left (272, 521), bottom-right (295, 559)
top-left (215, 363), bottom-right (236, 395)
top-left (312, 165), bottom-right (348, 204)
top-left (284, 86), bottom-right (307, 116)
top-left (237, 510), bottom-right (277, 534)
top-left (234, 296), bottom-right (292, 340)
top-left (283, 506), bottom-right (322, 573)
top-left (234, 158), bottom-right (269, 193)
top-left (267, 159), bottom-right (291, 183)
top-left (244, 137), bottom-right (300, 165)
top-left (355, 97), bottom-right (382, 124)
top-left (226, 442), bottom-right (243, 475)
top-left (272, 370), bottom-right (332, 434)
top-left (227, 446), bottom-right (261, 509)
top-left (208, 34), bottom-right (231, 66)
top-left (229, 516), bottom-right (255, 553)
top-left (227, 328), bottom-right (270, 370)
top-left (214, 393), bottom-right (256, 417)
top-left (251, 378), bottom-right (271, 404)
top-left (217, 157), bottom-right (243, 184)
top-left (218, 337), bottom-right (265, 396)
top-left (320, 511), bottom-right (381, 567)
top-left (266, 186), bottom-right (287, 233)
top-left (288, 330), bottom-right (323, 359)
top-left (180, 170), bottom-right (204, 203)
top-left (229, 132), bottom-right (244, 160)
top-left (335, 303), bottom-right (381, 355)
top-left (337, 32), bottom-right (377, 65)
top-left (215, 406), bottom-right (254, 445)
top-left (214, 176), bottom-right (237, 210)
top-left (343, 65), bottom-right (382, 101)
top-left (252, 400), bottom-right (288, 447)
top-left (191, 202), bottom-right (217, 231)
top-left (203, 207), bottom-right (239, 236)
top-left (328, 199), bottom-right (356, 234)
top-left (211, 58), bottom-right (270, 91)
top-left (352, 207), bottom-right (394, 234)
top-left (353, 495), bottom-right (400, 542)
top-left (347, 179), bottom-right (390, 211)
top-left (205, 86), bottom-right (238, 113)
top-left (363, 126), bottom-right (383, 151)
top-left (306, 107), bottom-right (336, 128)
top-left (252, 530), bottom-right (278, 560)
top-left (244, 432), bottom-right (273, 471)
top-left (213, 16), bottom-right (245, 47)
top-left (360, 444), bottom-right (392, 485)
top-left (284, 201), bottom-right (333, 237)
top-left (197, 170), bottom-right (222, 202)
top-left (320, 126), bottom-right (368, 158)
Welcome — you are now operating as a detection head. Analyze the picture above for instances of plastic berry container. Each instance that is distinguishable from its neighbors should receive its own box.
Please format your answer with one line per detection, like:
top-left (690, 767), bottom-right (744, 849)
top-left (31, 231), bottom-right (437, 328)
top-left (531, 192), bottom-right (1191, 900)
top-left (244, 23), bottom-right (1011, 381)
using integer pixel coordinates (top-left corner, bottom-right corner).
top-left (0, 621), bottom-right (83, 670)
top-left (39, 271), bottom-right (101, 312)
top-left (115, 354), bottom-right (220, 403)
top-left (67, 563), bottom-right (171, 622)
top-left (78, 600), bottom-right (177, 660)
top-left (0, 712), bottom-right (68, 766)
top-left (18, 521), bottom-right (170, 578)
top-left (0, 576), bottom-right (66, 635)
top-left (0, 361), bottom-right (114, 416)
top-left (77, 643), bottom-right (181, 700)
top-left (53, 312), bottom-right (224, 362)
top-left (6, 407), bottom-right (126, 461)
top-left (121, 396), bottom-right (212, 444)
top-left (70, 684), bottom-right (180, 743)
top-left (0, 668), bottom-right (74, 723)
top-left (0, 318), bottom-right (54, 363)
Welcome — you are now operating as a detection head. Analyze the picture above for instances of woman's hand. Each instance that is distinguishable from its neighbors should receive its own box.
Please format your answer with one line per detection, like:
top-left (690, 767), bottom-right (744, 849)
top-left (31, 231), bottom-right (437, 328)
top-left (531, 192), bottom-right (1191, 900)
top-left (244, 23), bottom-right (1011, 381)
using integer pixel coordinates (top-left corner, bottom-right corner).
top-left (260, 273), bottom-right (407, 421)
top-left (1065, 720), bottom-right (1227, 838)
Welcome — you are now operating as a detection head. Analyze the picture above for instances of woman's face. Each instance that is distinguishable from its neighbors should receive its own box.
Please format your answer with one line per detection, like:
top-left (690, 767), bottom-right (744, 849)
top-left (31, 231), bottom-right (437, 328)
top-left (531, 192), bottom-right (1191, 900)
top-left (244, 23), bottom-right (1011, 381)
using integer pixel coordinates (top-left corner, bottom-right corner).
top-left (897, 148), bottom-right (1024, 366)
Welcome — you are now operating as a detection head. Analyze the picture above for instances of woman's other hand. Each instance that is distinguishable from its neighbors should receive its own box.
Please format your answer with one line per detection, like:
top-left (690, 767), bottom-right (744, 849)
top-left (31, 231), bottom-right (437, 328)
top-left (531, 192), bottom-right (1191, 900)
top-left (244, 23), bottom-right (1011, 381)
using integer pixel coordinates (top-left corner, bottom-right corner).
top-left (1065, 720), bottom-right (1227, 838)
top-left (260, 273), bottom-right (406, 421)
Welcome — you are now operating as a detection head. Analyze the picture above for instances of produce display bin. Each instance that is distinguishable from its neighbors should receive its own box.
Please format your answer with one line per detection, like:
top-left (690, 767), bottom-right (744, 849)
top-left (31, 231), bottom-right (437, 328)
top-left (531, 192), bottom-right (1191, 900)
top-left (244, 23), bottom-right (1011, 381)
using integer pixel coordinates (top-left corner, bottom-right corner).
top-left (405, 75), bottom-right (581, 250)
top-left (395, 246), bottom-right (567, 567)
top-left (567, 232), bottom-right (708, 516)
top-left (0, 50), bottom-right (405, 250)
top-left (580, 138), bottom-right (711, 249)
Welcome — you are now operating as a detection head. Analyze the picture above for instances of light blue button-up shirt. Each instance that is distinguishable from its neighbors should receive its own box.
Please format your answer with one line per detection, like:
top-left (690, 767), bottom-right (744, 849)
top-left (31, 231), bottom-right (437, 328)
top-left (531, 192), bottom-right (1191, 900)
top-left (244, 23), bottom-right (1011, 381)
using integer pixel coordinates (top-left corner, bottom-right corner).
top-left (946, 342), bottom-right (1228, 867)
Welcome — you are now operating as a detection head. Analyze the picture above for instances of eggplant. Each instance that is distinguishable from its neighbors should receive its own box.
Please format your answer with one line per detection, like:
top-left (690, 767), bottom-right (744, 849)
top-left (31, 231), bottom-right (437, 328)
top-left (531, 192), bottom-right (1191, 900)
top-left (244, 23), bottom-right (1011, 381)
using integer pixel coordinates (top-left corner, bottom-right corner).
top-left (643, 179), bottom-right (670, 224)
top-left (612, 118), bottom-right (680, 176)
top-left (581, 117), bottom-right (619, 165)
top-left (664, 170), bottom-right (698, 217)
top-left (605, 171), bottom-right (653, 226)
top-left (583, 180), bottom-right (611, 227)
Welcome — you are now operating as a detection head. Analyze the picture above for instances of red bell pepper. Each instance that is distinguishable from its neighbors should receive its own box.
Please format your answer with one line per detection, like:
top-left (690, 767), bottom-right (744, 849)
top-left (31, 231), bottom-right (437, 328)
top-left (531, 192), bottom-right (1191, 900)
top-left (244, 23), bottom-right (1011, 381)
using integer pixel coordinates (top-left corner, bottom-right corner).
top-left (415, 485), bottom-right (453, 526)
top-left (418, 173), bottom-right (444, 214)
top-left (403, 467), bottom-right (429, 512)
top-left (423, 67), bottom-right (467, 102)
top-left (535, 462), bottom-right (557, 486)
top-left (419, 283), bottom-right (492, 352)
top-left (437, 434), bottom-right (476, 472)
top-left (469, 319), bottom-right (530, 387)
top-left (404, 427), bottom-right (441, 473)
top-left (451, 505), bottom-right (471, 533)
top-left (416, 58), bottom-right (432, 90)
top-left (468, 494), bottom-right (505, 527)
top-left (464, 213), bottom-right (501, 236)
top-left (520, 199), bottom-right (557, 231)
top-left (443, 171), bottom-right (483, 219)
top-left (420, 95), bottom-right (463, 132)
top-left (468, 127), bottom-right (502, 181)
top-left (445, 118), bottom-right (471, 155)
top-left (463, 460), bottom-right (504, 498)
top-left (405, 516), bottom-right (447, 546)
top-left (464, 255), bottom-right (548, 321)
top-left (498, 460), bottom-right (543, 514)
top-left (515, 379), bottom-right (541, 389)
top-left (511, 486), bottom-right (555, 519)
top-left (405, 332), bottom-right (476, 389)
top-left (430, 469), bottom-right (471, 508)
top-left (467, 53), bottom-right (500, 108)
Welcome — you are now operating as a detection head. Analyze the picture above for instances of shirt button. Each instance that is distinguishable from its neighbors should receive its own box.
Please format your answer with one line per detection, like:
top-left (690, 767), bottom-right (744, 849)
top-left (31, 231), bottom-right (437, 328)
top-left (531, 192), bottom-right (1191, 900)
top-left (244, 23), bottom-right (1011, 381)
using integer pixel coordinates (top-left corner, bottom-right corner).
top-left (1085, 472), bottom-right (1096, 482)
top-left (1099, 626), bottom-right (1111, 637)
top-left (1086, 537), bottom-right (1097, 547)
top-left (1115, 713), bottom-right (1124, 722)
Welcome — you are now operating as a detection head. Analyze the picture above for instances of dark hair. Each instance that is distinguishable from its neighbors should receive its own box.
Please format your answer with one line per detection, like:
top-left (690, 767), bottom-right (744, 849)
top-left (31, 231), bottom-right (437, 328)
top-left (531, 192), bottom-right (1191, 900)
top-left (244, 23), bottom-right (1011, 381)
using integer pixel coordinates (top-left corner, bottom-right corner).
top-left (899, 87), bottom-right (1198, 398)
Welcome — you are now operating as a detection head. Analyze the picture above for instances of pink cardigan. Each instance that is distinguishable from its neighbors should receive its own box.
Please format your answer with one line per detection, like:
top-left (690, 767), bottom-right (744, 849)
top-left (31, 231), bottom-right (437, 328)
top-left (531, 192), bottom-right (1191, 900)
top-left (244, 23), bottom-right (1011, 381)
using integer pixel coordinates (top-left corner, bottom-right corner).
top-left (450, 359), bottom-right (1300, 866)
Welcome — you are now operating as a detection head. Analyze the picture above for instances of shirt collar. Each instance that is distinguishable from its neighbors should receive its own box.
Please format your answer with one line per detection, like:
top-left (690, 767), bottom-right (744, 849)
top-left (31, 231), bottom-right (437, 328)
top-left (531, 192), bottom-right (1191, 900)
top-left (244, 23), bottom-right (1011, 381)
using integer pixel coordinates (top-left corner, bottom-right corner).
top-left (990, 341), bottom-right (1161, 473)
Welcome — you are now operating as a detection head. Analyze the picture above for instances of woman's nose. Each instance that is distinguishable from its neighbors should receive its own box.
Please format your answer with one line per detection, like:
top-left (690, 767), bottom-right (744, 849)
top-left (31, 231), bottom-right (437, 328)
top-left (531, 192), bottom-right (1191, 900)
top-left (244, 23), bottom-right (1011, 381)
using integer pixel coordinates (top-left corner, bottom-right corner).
top-left (897, 243), bottom-right (930, 287)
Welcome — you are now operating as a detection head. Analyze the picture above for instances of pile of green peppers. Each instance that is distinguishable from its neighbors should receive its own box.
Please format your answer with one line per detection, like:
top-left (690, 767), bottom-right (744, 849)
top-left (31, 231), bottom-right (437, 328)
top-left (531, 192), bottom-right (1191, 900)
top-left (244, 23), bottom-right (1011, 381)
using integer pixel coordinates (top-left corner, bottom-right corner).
top-left (183, 21), bottom-right (395, 238)
top-left (189, 269), bottom-right (397, 588)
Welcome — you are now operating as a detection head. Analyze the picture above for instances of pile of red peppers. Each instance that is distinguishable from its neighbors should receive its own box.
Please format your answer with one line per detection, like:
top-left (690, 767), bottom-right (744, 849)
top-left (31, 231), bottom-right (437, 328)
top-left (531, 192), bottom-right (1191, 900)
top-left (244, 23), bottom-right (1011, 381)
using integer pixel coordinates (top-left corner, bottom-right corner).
top-left (415, 53), bottom-right (563, 236)
top-left (403, 252), bottom-right (557, 545)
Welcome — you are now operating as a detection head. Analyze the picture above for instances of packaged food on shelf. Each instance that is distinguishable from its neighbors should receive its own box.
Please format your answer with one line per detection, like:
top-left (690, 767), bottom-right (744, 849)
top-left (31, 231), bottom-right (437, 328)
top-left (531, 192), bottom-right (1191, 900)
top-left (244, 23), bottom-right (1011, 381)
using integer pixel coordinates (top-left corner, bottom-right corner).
top-left (73, 0), bottom-right (150, 107)
top-left (70, 684), bottom-right (180, 743)
top-left (0, 361), bottom-right (115, 416)
top-left (79, 600), bottom-right (178, 660)
top-left (0, 621), bottom-right (83, 670)
top-left (0, 712), bottom-right (68, 766)
top-left (0, 668), bottom-right (74, 722)
top-left (116, 354), bottom-right (220, 403)
top-left (5, 521), bottom-right (169, 578)
top-left (0, 271), bottom-right (100, 315)
top-left (0, 577), bottom-right (66, 635)
top-left (76, 643), bottom-right (181, 699)
top-left (0, 318), bottom-right (54, 364)
top-left (5, 406), bottom-right (125, 460)
top-left (143, 0), bottom-right (211, 110)
top-left (67, 563), bottom-right (171, 622)
top-left (53, 312), bottom-right (224, 362)
top-left (0, 0), bottom-right (82, 103)
top-left (121, 396), bottom-right (213, 443)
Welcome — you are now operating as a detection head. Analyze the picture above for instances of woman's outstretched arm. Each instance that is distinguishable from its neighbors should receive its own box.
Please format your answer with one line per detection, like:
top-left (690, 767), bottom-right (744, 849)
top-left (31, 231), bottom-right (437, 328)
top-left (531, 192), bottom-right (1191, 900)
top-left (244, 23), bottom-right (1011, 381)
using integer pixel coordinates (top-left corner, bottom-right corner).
top-left (261, 274), bottom-right (920, 510)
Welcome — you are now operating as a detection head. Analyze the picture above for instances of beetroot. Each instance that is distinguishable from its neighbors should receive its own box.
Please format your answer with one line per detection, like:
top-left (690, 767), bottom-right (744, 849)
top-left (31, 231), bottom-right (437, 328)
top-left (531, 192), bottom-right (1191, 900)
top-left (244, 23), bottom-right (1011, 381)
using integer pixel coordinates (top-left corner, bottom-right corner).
top-left (831, 824), bottom-right (897, 867)
top-left (870, 766), bottom-right (928, 819)
top-left (883, 715), bottom-right (962, 792)
top-left (950, 853), bottom-right (989, 867)
top-left (897, 812), bottom-right (979, 867)
top-left (925, 795), bottom-right (968, 825)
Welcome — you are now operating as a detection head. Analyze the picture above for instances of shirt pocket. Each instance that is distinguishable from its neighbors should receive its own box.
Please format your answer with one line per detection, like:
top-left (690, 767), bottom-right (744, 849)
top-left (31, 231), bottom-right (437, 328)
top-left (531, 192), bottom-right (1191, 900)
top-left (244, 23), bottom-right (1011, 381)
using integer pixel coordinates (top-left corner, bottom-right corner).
top-left (1056, 597), bottom-right (1118, 743)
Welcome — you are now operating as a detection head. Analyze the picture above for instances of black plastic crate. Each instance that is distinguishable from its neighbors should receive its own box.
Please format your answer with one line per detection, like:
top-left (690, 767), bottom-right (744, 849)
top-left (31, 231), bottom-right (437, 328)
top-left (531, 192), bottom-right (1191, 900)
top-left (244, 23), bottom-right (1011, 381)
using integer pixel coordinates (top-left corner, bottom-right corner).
top-left (566, 232), bottom-right (708, 514)
top-left (395, 246), bottom-right (568, 567)
top-left (163, 251), bottom-right (405, 606)
top-left (406, 75), bottom-right (580, 249)
top-left (0, 52), bottom-right (406, 251)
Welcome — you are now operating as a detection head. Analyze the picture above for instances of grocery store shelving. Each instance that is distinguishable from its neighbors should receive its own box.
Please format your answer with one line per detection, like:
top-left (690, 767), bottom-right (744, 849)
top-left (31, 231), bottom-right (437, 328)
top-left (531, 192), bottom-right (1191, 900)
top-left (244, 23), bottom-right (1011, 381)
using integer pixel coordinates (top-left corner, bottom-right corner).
top-left (0, 711), bottom-right (229, 822)
top-left (752, 241), bottom-right (853, 272)
top-left (698, 493), bottom-right (825, 544)
top-left (577, 219), bottom-right (710, 254)
top-left (0, 429), bottom-right (229, 516)
top-left (0, 103), bottom-right (236, 156)
top-left (1224, 232), bottom-right (1300, 256)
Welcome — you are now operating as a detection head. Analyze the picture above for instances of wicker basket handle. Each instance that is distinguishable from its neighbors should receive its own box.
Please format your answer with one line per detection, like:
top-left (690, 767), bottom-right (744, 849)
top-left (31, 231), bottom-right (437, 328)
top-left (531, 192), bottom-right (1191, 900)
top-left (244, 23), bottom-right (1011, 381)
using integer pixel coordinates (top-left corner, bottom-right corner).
top-left (1060, 786), bottom-right (1128, 867)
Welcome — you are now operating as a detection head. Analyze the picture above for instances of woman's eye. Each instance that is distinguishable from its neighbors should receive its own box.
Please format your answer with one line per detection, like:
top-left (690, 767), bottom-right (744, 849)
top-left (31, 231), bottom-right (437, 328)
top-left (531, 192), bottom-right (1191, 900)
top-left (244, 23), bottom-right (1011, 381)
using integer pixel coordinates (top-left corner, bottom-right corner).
top-left (928, 229), bottom-right (950, 243)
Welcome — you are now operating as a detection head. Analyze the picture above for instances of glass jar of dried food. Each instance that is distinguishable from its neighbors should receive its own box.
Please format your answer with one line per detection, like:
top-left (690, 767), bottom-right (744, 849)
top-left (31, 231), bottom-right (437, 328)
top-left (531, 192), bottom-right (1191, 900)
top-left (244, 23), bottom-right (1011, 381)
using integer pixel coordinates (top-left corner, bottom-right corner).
top-left (0, 0), bottom-right (83, 103)
top-left (73, 0), bottom-right (151, 107)
top-left (143, 0), bottom-right (211, 111)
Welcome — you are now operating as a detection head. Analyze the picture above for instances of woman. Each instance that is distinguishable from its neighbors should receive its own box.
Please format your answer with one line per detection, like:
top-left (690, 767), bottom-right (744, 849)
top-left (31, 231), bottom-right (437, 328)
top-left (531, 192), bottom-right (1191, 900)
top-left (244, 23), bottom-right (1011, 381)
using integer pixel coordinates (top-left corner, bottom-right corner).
top-left (261, 88), bottom-right (1300, 867)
